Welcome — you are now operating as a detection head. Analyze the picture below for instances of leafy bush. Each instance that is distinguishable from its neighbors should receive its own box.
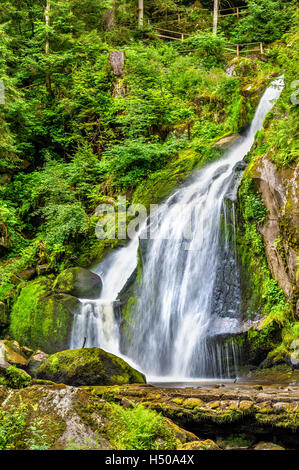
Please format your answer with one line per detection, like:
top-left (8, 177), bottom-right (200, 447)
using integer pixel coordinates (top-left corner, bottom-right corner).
top-left (5, 366), bottom-right (31, 389)
top-left (0, 406), bottom-right (49, 450)
top-left (183, 33), bottom-right (226, 68)
top-left (108, 403), bottom-right (176, 450)
top-left (230, 0), bottom-right (295, 43)
top-left (102, 138), bottom-right (183, 190)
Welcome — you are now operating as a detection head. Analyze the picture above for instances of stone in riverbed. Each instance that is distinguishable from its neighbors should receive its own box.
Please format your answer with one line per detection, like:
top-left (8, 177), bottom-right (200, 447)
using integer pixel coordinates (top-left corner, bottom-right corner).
top-left (36, 348), bottom-right (146, 386)
top-left (253, 441), bottom-right (285, 450)
top-left (53, 267), bottom-right (102, 299)
top-left (179, 440), bottom-right (221, 450)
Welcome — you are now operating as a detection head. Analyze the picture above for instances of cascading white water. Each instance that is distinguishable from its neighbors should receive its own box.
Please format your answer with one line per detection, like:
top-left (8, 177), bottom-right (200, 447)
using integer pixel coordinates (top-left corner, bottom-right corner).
top-left (70, 77), bottom-right (284, 379)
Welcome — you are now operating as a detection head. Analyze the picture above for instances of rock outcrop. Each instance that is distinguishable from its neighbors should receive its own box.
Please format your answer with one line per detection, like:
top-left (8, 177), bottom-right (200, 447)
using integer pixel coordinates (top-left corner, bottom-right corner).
top-left (90, 382), bottom-right (299, 448)
top-left (0, 383), bottom-right (195, 450)
top-left (250, 154), bottom-right (298, 306)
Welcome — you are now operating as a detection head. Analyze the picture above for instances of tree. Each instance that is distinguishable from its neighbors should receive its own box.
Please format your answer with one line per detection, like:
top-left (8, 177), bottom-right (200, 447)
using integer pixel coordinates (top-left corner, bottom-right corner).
top-left (44, 1), bottom-right (52, 94)
top-left (138, 0), bottom-right (144, 28)
top-left (213, 0), bottom-right (218, 35)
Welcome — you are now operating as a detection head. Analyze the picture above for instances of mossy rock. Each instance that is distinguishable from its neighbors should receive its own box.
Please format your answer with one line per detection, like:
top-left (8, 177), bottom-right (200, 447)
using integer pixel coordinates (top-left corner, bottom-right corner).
top-left (10, 278), bottom-right (80, 354)
top-left (36, 348), bottom-right (146, 386)
top-left (253, 441), bottom-right (285, 451)
top-left (53, 267), bottom-right (102, 299)
top-left (0, 340), bottom-right (28, 367)
top-left (179, 439), bottom-right (221, 450)
top-left (0, 365), bottom-right (31, 389)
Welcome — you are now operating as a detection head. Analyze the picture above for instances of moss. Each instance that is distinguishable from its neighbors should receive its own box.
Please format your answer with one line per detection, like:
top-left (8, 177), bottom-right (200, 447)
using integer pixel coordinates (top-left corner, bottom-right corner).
top-left (179, 439), bottom-right (220, 450)
top-left (132, 148), bottom-right (202, 208)
top-left (53, 267), bottom-right (102, 299)
top-left (105, 402), bottom-right (177, 450)
top-left (183, 398), bottom-right (203, 409)
top-left (37, 348), bottom-right (146, 386)
top-left (10, 278), bottom-right (80, 353)
top-left (4, 366), bottom-right (31, 389)
top-left (217, 433), bottom-right (254, 449)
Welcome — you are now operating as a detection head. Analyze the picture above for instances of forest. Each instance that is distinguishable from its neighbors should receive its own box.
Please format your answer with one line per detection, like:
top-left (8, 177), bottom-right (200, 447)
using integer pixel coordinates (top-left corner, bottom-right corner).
top-left (0, 0), bottom-right (298, 453)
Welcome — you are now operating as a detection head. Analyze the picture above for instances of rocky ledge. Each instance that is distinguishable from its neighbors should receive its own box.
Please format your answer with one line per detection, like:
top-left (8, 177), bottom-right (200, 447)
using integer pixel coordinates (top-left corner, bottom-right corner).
top-left (0, 381), bottom-right (298, 450)
top-left (89, 382), bottom-right (299, 449)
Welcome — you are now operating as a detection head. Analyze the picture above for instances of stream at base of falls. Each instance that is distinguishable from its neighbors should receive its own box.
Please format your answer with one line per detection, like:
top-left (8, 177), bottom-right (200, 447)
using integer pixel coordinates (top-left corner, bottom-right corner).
top-left (70, 77), bottom-right (284, 381)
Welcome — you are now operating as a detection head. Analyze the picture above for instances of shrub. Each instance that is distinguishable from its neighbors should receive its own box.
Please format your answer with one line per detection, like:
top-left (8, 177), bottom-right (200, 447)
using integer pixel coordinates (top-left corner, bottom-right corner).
top-left (183, 33), bottom-right (226, 68)
top-left (108, 403), bottom-right (177, 450)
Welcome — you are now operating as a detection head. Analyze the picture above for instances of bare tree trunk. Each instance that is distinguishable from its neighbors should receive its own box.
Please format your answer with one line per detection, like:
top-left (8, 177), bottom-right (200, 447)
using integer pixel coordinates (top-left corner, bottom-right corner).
top-left (213, 0), bottom-right (219, 35)
top-left (138, 0), bottom-right (144, 28)
top-left (45, 0), bottom-right (50, 55)
top-left (45, 1), bottom-right (52, 94)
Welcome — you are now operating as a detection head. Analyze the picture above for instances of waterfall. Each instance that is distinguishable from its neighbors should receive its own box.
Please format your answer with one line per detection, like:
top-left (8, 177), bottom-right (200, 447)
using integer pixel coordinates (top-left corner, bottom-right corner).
top-left (70, 77), bottom-right (284, 379)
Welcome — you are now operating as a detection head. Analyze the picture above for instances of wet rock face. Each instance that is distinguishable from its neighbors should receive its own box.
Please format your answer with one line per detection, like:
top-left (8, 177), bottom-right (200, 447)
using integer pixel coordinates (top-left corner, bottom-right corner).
top-left (37, 347), bottom-right (146, 386)
top-left (54, 267), bottom-right (103, 300)
top-left (251, 155), bottom-right (298, 305)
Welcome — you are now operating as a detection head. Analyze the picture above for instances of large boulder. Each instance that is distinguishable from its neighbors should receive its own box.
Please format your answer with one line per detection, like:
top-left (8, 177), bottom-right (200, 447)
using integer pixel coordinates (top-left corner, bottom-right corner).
top-left (53, 267), bottom-right (102, 299)
top-left (10, 278), bottom-right (80, 354)
top-left (37, 348), bottom-right (146, 386)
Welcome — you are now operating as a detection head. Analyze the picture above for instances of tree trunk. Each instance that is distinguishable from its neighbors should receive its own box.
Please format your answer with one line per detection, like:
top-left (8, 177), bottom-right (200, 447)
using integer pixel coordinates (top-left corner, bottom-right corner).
top-left (45, 0), bottom-right (50, 55)
top-left (138, 0), bottom-right (144, 28)
top-left (45, 1), bottom-right (52, 95)
top-left (213, 0), bottom-right (219, 35)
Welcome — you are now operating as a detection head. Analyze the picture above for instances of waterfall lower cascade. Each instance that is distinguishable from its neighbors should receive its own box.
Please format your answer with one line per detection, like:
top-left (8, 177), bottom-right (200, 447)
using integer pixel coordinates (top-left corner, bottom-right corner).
top-left (70, 77), bottom-right (284, 379)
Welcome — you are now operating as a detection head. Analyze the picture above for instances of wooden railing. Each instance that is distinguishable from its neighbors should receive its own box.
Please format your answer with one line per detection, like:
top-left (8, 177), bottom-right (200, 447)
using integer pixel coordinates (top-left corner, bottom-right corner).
top-left (155, 28), bottom-right (190, 41)
top-left (219, 6), bottom-right (248, 18)
top-left (151, 6), bottom-right (247, 25)
top-left (225, 42), bottom-right (264, 56)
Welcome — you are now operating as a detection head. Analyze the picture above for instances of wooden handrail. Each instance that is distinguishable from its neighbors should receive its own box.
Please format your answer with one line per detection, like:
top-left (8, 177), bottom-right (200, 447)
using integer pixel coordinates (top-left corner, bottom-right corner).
top-left (225, 42), bottom-right (264, 56)
top-left (219, 6), bottom-right (247, 12)
top-left (155, 27), bottom-right (191, 36)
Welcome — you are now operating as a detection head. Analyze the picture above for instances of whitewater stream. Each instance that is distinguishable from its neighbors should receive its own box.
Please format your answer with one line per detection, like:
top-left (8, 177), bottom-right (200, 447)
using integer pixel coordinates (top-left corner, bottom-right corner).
top-left (70, 77), bottom-right (284, 380)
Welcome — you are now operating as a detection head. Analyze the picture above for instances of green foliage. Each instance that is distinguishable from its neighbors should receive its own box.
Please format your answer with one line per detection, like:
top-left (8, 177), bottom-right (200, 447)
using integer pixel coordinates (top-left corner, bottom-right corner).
top-left (183, 32), bottom-right (226, 68)
top-left (0, 406), bottom-right (49, 450)
top-left (241, 179), bottom-right (269, 224)
top-left (108, 403), bottom-right (177, 450)
top-left (5, 366), bottom-right (31, 389)
top-left (102, 138), bottom-right (183, 190)
top-left (229, 0), bottom-right (295, 44)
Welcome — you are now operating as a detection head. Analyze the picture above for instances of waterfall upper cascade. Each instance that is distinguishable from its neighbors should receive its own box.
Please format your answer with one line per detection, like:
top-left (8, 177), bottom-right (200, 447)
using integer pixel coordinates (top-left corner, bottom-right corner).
top-left (70, 77), bottom-right (284, 379)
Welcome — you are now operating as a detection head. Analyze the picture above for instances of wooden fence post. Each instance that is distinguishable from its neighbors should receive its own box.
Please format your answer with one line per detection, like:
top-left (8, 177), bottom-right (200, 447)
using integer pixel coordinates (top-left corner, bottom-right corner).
top-left (181, 33), bottom-right (184, 41)
top-left (237, 7), bottom-right (239, 18)
top-left (236, 44), bottom-right (240, 57)
top-left (260, 42), bottom-right (264, 54)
